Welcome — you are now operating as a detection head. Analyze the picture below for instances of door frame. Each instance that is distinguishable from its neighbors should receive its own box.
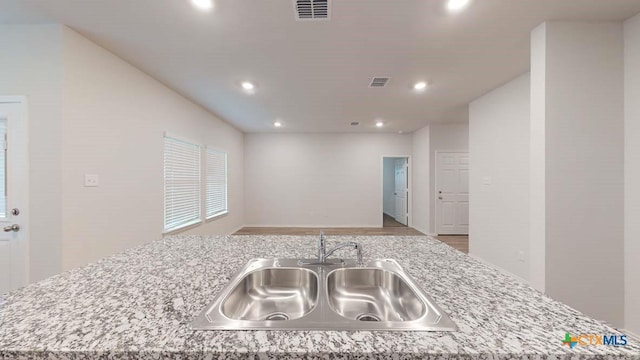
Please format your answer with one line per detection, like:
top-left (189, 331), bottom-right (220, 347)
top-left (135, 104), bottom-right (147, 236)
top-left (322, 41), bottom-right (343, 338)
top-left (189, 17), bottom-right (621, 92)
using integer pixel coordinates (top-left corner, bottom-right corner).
top-left (434, 150), bottom-right (468, 235)
top-left (0, 96), bottom-right (30, 291)
top-left (380, 155), bottom-right (411, 228)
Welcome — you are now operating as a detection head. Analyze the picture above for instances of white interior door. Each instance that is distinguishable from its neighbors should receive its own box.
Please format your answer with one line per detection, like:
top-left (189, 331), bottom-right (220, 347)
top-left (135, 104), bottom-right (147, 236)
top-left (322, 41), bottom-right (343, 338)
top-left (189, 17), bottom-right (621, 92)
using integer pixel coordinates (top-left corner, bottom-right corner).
top-left (0, 98), bottom-right (29, 295)
top-left (394, 158), bottom-right (408, 225)
top-left (436, 152), bottom-right (469, 235)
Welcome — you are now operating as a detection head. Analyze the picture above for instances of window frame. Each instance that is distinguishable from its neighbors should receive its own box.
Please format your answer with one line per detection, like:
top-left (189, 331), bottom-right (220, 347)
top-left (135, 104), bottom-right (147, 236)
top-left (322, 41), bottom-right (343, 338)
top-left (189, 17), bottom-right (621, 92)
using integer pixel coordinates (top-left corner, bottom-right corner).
top-left (205, 146), bottom-right (228, 220)
top-left (163, 133), bottom-right (202, 233)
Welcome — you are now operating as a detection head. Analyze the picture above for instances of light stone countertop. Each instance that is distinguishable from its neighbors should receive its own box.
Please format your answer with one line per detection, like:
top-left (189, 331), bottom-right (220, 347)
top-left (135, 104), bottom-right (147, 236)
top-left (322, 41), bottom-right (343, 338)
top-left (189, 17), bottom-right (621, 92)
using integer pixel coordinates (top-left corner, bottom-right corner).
top-left (0, 235), bottom-right (638, 359)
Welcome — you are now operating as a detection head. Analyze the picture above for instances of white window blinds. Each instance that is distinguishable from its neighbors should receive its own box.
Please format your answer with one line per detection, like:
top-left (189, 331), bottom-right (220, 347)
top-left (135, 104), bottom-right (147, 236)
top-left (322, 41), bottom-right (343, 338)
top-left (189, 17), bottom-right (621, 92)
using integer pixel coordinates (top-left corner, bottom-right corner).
top-left (206, 148), bottom-right (228, 219)
top-left (164, 135), bottom-right (201, 232)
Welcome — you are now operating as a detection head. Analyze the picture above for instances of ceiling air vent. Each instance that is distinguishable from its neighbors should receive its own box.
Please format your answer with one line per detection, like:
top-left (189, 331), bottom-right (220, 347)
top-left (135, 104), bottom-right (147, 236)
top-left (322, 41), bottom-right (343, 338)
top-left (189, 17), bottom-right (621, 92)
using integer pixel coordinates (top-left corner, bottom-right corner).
top-left (294, 0), bottom-right (330, 21)
top-left (350, 122), bottom-right (360, 126)
top-left (370, 77), bottom-right (390, 88)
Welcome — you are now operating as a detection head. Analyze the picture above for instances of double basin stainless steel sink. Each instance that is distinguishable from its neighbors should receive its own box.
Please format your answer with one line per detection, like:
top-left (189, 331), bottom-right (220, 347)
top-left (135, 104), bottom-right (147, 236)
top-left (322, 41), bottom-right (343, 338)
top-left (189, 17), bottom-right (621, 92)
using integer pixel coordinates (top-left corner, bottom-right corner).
top-left (191, 258), bottom-right (457, 331)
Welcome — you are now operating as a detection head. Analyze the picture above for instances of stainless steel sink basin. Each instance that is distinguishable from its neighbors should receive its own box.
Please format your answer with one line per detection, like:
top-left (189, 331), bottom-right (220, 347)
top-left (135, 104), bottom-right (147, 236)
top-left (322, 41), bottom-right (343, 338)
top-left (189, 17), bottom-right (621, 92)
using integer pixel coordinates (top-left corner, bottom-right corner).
top-left (326, 268), bottom-right (425, 322)
top-left (221, 268), bottom-right (318, 321)
top-left (191, 258), bottom-right (457, 331)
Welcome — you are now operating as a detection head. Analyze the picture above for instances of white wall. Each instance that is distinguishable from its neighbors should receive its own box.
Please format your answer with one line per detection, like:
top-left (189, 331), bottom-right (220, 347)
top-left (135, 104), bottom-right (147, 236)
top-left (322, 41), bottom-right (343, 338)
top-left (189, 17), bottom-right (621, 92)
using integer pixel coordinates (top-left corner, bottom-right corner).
top-left (244, 133), bottom-right (412, 227)
top-left (624, 13), bottom-right (640, 335)
top-left (60, 27), bottom-right (245, 270)
top-left (532, 21), bottom-right (625, 327)
top-left (529, 23), bottom-right (547, 292)
top-left (411, 126), bottom-right (430, 234)
top-left (429, 123), bottom-right (469, 234)
top-left (0, 25), bottom-right (64, 282)
top-left (469, 73), bottom-right (530, 281)
top-left (382, 158), bottom-right (395, 216)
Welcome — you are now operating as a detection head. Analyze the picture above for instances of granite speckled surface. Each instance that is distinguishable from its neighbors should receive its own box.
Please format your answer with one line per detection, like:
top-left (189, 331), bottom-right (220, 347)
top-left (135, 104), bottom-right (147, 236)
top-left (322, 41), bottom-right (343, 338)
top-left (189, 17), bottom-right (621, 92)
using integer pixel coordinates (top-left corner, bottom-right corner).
top-left (0, 235), bottom-right (638, 359)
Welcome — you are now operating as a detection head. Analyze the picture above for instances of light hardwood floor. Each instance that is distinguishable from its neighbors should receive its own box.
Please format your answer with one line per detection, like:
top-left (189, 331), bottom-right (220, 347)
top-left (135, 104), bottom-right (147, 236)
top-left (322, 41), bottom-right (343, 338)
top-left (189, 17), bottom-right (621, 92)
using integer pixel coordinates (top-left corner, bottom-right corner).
top-left (382, 213), bottom-right (406, 227)
top-left (435, 235), bottom-right (469, 254)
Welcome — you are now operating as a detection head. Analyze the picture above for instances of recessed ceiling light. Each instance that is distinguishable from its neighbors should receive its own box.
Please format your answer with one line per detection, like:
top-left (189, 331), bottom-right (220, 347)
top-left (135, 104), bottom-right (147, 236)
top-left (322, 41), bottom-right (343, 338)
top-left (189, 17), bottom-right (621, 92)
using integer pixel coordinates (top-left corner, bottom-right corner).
top-left (191, 0), bottom-right (214, 11)
top-left (274, 121), bottom-right (282, 128)
top-left (241, 82), bottom-right (255, 91)
top-left (376, 121), bottom-right (384, 128)
top-left (413, 81), bottom-right (428, 91)
top-left (447, 0), bottom-right (470, 12)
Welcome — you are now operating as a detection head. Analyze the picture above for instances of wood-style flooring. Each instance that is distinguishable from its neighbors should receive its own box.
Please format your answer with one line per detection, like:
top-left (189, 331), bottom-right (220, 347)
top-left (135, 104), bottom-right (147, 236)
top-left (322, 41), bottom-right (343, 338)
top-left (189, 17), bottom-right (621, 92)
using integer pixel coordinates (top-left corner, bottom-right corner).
top-left (382, 213), bottom-right (406, 227)
top-left (435, 235), bottom-right (469, 254)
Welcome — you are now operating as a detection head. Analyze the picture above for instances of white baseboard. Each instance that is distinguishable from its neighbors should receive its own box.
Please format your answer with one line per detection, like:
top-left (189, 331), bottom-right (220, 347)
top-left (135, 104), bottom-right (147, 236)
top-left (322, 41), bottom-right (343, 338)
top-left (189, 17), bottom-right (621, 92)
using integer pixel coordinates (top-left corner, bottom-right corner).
top-left (467, 252), bottom-right (530, 285)
top-left (228, 224), bottom-right (246, 235)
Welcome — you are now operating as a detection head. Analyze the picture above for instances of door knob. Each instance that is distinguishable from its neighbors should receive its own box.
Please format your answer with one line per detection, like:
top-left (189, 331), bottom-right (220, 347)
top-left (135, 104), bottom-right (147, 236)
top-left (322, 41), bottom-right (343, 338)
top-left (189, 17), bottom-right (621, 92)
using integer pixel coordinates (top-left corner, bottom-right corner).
top-left (3, 224), bottom-right (20, 232)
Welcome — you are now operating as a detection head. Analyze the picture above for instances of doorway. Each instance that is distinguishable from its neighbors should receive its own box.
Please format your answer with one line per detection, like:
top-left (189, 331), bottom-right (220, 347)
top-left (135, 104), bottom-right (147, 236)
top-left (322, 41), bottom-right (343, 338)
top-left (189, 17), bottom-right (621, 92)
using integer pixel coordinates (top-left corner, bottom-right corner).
top-left (435, 151), bottom-right (469, 235)
top-left (0, 97), bottom-right (29, 295)
top-left (382, 157), bottom-right (410, 228)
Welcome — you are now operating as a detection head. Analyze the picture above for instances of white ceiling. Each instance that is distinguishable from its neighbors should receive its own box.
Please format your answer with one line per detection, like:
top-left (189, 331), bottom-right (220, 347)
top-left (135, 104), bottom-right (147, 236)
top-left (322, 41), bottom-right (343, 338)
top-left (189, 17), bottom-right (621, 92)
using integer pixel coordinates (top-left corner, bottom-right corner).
top-left (2, 0), bottom-right (640, 133)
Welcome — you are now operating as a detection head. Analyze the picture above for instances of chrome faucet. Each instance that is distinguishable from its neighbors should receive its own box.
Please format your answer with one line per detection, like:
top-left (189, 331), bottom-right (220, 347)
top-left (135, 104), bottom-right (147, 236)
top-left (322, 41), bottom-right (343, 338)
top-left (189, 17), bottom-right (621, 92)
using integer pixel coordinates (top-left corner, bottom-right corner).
top-left (317, 231), bottom-right (363, 265)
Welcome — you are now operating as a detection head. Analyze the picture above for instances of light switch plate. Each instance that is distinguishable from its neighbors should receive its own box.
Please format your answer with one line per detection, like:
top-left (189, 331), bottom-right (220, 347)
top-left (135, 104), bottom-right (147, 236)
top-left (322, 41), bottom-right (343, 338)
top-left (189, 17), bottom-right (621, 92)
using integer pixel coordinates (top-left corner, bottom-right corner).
top-left (84, 174), bottom-right (99, 187)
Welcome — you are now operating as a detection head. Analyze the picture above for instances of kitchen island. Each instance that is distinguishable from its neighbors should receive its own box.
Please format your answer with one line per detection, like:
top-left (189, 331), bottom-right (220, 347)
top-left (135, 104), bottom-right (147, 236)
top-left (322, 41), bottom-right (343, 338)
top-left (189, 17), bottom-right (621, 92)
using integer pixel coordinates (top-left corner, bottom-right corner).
top-left (0, 235), bottom-right (638, 359)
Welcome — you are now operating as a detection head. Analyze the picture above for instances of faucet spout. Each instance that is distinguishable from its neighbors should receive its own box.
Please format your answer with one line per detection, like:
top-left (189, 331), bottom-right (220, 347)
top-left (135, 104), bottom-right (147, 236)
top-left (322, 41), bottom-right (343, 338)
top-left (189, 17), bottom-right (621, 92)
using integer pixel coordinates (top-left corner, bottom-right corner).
top-left (317, 231), bottom-right (326, 263)
top-left (322, 242), bottom-right (363, 266)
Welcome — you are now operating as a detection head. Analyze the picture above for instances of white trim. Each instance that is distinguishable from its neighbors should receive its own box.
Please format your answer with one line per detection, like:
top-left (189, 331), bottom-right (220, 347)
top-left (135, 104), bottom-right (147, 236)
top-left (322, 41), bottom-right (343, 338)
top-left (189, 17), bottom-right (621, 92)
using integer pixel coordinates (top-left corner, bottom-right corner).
top-left (228, 224), bottom-right (246, 235)
top-left (468, 252), bottom-right (530, 285)
top-left (380, 155), bottom-right (412, 228)
top-left (0, 96), bottom-right (30, 289)
top-left (162, 219), bottom-right (203, 235)
top-left (163, 131), bottom-right (201, 146)
top-left (434, 150), bottom-right (469, 235)
top-left (204, 147), bottom-right (228, 220)
top-left (206, 210), bottom-right (228, 221)
top-left (0, 95), bottom-right (27, 104)
top-left (163, 134), bottom-right (202, 233)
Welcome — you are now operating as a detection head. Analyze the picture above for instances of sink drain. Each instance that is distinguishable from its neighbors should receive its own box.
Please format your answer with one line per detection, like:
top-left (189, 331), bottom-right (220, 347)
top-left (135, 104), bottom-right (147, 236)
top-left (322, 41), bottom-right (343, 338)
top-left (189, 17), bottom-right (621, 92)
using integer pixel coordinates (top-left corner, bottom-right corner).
top-left (265, 312), bottom-right (289, 321)
top-left (356, 314), bottom-right (381, 322)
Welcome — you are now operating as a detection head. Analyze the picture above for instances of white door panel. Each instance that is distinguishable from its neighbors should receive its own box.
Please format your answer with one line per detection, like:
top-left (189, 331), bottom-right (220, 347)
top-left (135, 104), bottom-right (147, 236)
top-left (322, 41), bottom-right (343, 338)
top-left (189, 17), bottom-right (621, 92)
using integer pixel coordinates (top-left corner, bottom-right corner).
top-left (393, 158), bottom-right (408, 226)
top-left (0, 98), bottom-right (29, 294)
top-left (436, 152), bottom-right (469, 235)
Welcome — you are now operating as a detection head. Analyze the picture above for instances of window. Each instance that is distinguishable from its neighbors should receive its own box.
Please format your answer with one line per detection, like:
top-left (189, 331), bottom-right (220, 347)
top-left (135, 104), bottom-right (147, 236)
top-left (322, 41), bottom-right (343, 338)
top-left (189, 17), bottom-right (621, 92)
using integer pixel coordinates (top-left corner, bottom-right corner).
top-left (164, 135), bottom-right (201, 232)
top-left (206, 147), bottom-right (227, 219)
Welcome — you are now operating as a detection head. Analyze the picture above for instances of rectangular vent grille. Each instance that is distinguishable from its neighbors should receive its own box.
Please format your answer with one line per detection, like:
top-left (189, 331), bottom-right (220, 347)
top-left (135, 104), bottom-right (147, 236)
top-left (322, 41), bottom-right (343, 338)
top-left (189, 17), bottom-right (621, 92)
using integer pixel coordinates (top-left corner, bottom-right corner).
top-left (294, 0), bottom-right (330, 21)
top-left (350, 122), bottom-right (360, 126)
top-left (370, 77), bottom-right (390, 88)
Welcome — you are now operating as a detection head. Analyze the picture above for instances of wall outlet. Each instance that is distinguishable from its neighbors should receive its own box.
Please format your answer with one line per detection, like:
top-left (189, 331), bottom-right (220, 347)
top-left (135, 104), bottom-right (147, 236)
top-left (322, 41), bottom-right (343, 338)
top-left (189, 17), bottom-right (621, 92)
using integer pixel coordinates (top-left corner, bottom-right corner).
top-left (517, 250), bottom-right (525, 262)
top-left (84, 174), bottom-right (99, 187)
